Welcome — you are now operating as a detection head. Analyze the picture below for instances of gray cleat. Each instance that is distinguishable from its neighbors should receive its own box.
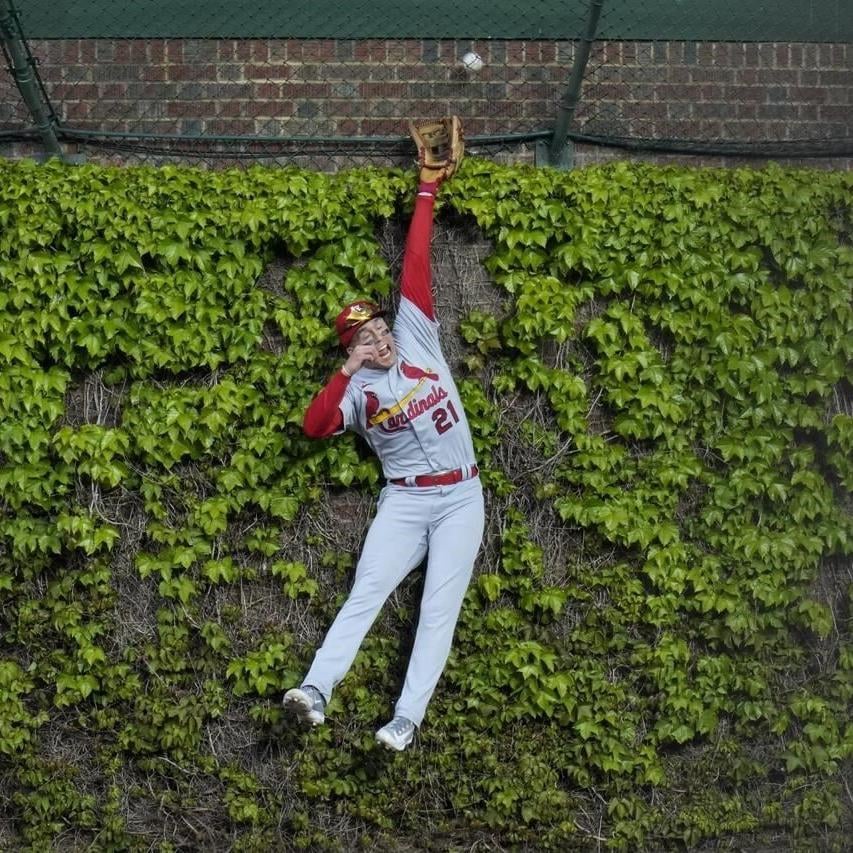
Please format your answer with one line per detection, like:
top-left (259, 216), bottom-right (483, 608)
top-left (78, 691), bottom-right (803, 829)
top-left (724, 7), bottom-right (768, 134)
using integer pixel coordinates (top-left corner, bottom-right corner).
top-left (282, 685), bottom-right (325, 726)
top-left (375, 715), bottom-right (416, 751)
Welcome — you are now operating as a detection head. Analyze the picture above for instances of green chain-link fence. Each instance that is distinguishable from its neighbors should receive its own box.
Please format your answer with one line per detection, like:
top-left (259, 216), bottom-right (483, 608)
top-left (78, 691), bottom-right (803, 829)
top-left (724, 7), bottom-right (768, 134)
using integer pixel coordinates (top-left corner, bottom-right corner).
top-left (2, 0), bottom-right (851, 168)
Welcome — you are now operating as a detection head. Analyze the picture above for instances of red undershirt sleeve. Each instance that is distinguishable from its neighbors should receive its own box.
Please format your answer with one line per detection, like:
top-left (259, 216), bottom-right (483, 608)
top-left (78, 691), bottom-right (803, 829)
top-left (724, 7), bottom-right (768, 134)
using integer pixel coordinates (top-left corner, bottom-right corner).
top-left (303, 370), bottom-right (350, 438)
top-left (399, 181), bottom-right (438, 321)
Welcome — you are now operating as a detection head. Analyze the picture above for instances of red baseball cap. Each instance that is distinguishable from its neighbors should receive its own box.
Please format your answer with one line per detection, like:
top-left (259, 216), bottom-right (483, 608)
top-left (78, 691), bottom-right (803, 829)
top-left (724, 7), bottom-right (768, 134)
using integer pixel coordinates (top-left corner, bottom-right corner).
top-left (335, 300), bottom-right (387, 347)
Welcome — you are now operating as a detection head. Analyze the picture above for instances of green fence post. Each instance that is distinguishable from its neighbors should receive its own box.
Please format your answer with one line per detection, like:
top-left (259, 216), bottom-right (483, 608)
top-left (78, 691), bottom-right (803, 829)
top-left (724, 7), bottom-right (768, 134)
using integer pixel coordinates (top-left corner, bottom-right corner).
top-left (537, 0), bottom-right (605, 169)
top-left (0, 0), bottom-right (64, 160)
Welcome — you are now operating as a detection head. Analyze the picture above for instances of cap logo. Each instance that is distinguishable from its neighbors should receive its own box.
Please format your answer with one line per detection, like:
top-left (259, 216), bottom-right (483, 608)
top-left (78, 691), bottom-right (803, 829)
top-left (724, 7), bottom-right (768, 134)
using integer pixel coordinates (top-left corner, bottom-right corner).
top-left (344, 302), bottom-right (374, 327)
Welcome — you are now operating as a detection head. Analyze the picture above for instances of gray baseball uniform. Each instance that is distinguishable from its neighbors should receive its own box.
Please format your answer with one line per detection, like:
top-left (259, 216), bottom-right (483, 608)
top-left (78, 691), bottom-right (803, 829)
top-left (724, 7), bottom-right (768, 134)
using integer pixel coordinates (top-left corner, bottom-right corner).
top-left (301, 191), bottom-right (485, 727)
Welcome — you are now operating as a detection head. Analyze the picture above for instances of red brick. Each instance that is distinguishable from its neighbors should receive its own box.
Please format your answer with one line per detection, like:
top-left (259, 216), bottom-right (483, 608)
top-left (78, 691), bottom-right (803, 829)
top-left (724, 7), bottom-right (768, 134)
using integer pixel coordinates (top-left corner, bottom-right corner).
top-left (62, 65), bottom-right (93, 83)
top-left (634, 102), bottom-right (667, 119)
top-left (98, 83), bottom-right (126, 99)
top-left (694, 43), bottom-right (712, 65)
top-left (353, 40), bottom-right (386, 62)
top-left (406, 99), bottom-right (436, 116)
top-left (95, 41), bottom-right (116, 62)
top-left (592, 81), bottom-right (630, 100)
top-left (63, 102), bottom-right (91, 120)
top-left (599, 41), bottom-right (619, 64)
top-left (506, 43), bottom-right (525, 65)
top-left (756, 69), bottom-right (799, 85)
top-left (825, 87), bottom-right (851, 105)
top-left (694, 102), bottom-right (730, 119)
top-left (621, 42), bottom-right (638, 64)
top-left (544, 42), bottom-right (559, 64)
top-left (386, 42), bottom-right (421, 63)
top-left (789, 86), bottom-right (828, 103)
top-left (357, 117), bottom-right (395, 134)
top-left (757, 104), bottom-right (795, 120)
top-left (400, 65), bottom-right (438, 82)
top-left (165, 42), bottom-right (184, 63)
top-left (699, 83), bottom-right (725, 99)
top-left (690, 68), bottom-right (735, 84)
top-left (217, 101), bottom-right (244, 118)
top-left (667, 66), bottom-right (691, 84)
top-left (819, 105), bottom-right (852, 121)
top-left (164, 101), bottom-right (187, 118)
top-left (710, 43), bottom-right (729, 65)
top-left (729, 44), bottom-right (746, 68)
top-left (245, 100), bottom-right (280, 117)
top-left (113, 41), bottom-right (148, 64)
top-left (253, 82), bottom-right (282, 99)
top-left (635, 43), bottom-right (655, 64)
top-left (361, 81), bottom-right (408, 98)
top-left (789, 45), bottom-right (804, 67)
top-left (775, 45), bottom-right (790, 67)
top-left (724, 84), bottom-right (765, 103)
top-left (169, 64), bottom-right (216, 81)
top-left (758, 44), bottom-right (776, 67)
top-left (217, 119), bottom-right (255, 134)
top-left (35, 40), bottom-right (56, 63)
top-left (284, 82), bottom-right (332, 98)
top-left (141, 65), bottom-right (167, 82)
top-left (297, 40), bottom-right (336, 61)
top-left (268, 40), bottom-right (289, 62)
top-left (326, 99), bottom-right (357, 117)
top-left (149, 42), bottom-right (166, 64)
top-left (241, 64), bottom-right (268, 80)
top-left (207, 118), bottom-right (236, 134)
top-left (61, 41), bottom-right (81, 63)
top-left (430, 40), bottom-right (455, 64)
top-left (651, 42), bottom-right (670, 63)
top-left (817, 69), bottom-right (853, 86)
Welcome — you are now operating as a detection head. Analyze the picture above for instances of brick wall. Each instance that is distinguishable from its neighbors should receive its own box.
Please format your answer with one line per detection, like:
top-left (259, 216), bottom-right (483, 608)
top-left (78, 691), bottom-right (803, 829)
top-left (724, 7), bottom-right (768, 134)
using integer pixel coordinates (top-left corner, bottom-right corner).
top-left (1, 38), bottom-right (850, 168)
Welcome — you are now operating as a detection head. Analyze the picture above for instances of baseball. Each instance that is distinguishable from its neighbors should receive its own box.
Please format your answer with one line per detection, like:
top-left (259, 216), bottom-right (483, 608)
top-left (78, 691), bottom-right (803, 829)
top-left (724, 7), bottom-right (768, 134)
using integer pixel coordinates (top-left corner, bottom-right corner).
top-left (461, 51), bottom-right (484, 72)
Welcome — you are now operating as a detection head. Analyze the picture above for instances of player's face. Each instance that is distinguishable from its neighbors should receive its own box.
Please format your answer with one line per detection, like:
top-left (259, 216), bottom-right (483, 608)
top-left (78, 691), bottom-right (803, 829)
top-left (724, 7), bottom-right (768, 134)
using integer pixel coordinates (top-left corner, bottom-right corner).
top-left (350, 318), bottom-right (396, 370)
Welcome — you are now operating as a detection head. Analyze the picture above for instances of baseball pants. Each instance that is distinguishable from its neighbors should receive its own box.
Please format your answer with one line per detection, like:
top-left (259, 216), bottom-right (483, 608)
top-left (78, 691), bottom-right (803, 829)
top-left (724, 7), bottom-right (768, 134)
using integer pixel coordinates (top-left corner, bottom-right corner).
top-left (301, 476), bottom-right (484, 727)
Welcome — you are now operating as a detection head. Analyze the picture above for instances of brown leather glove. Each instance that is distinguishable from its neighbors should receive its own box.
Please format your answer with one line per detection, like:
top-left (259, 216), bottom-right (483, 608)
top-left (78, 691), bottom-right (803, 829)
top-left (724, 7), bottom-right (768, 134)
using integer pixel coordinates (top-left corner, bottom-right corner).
top-left (408, 116), bottom-right (465, 185)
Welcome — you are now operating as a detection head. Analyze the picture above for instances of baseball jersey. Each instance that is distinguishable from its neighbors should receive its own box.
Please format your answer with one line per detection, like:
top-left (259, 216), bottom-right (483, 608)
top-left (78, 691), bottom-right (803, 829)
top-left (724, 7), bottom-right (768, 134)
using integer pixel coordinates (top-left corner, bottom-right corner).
top-left (338, 297), bottom-right (477, 481)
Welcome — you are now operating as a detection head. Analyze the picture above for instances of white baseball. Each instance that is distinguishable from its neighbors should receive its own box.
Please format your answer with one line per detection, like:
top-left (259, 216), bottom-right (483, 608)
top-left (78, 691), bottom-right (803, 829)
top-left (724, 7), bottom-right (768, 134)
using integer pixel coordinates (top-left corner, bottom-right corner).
top-left (461, 51), bottom-right (484, 72)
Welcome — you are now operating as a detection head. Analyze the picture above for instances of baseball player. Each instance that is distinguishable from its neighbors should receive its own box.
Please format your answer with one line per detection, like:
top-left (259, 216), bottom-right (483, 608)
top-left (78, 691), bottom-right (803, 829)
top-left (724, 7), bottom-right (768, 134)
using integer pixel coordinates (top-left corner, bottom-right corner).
top-left (283, 118), bottom-right (483, 751)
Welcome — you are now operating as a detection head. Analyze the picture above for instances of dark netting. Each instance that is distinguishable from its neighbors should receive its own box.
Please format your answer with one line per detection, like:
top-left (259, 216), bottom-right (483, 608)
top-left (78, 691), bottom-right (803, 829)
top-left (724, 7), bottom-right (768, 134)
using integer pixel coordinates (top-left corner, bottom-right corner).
top-left (574, 2), bottom-right (852, 158)
top-left (1, 0), bottom-right (850, 167)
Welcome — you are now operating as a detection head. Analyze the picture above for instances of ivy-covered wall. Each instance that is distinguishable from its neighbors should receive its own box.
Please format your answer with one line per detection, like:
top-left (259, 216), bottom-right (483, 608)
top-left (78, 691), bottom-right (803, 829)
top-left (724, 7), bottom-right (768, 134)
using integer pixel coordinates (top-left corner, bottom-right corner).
top-left (0, 157), bottom-right (850, 851)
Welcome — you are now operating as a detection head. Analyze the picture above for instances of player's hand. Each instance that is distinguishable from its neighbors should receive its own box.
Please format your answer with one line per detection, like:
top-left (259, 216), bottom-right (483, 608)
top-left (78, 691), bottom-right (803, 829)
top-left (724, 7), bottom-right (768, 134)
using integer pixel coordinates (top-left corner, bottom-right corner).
top-left (343, 343), bottom-right (378, 376)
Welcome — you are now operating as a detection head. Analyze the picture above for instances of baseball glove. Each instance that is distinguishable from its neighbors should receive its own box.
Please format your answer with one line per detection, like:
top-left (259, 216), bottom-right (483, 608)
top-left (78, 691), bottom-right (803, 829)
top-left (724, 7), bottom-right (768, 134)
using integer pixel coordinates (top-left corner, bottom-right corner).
top-left (408, 116), bottom-right (464, 185)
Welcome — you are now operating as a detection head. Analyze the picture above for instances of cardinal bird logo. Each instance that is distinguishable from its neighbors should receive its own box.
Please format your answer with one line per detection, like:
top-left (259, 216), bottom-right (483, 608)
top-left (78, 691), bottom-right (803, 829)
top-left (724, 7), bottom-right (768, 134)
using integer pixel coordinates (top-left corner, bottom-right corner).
top-left (364, 390), bottom-right (380, 423)
top-left (401, 361), bottom-right (439, 382)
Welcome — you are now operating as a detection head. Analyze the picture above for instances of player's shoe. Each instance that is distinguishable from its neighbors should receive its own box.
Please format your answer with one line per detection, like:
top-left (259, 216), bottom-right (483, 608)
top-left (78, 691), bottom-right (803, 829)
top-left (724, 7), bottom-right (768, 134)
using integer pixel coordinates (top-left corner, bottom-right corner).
top-left (375, 716), bottom-right (416, 751)
top-left (282, 685), bottom-right (325, 726)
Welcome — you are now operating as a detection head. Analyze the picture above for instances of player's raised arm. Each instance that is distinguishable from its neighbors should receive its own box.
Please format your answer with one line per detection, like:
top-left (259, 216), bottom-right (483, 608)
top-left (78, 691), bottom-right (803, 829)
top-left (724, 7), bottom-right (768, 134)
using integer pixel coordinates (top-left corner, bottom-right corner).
top-left (399, 179), bottom-right (438, 320)
top-left (401, 117), bottom-right (464, 320)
